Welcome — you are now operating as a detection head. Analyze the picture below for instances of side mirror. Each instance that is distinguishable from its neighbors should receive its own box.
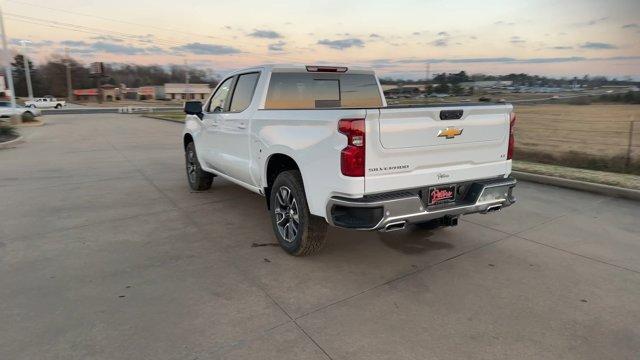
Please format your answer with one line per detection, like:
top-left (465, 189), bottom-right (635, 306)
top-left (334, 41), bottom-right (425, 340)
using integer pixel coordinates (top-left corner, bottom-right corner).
top-left (184, 101), bottom-right (203, 117)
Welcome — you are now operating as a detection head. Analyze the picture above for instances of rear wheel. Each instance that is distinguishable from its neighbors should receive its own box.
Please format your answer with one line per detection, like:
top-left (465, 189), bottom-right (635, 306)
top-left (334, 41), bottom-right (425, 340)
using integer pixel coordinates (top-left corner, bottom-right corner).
top-left (21, 111), bottom-right (35, 122)
top-left (270, 170), bottom-right (327, 256)
top-left (54, 104), bottom-right (62, 109)
top-left (185, 142), bottom-right (213, 191)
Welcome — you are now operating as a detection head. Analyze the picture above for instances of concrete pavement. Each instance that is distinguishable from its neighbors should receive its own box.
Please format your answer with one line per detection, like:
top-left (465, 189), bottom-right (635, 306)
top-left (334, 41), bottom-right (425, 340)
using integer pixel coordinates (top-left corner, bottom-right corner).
top-left (1, 114), bottom-right (639, 359)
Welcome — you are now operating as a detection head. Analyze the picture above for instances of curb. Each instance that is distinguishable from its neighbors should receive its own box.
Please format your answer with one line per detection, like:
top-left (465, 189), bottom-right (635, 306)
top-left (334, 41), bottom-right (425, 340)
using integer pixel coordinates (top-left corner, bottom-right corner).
top-left (0, 136), bottom-right (24, 149)
top-left (141, 115), bottom-right (184, 123)
top-left (15, 119), bottom-right (45, 127)
top-left (512, 170), bottom-right (640, 202)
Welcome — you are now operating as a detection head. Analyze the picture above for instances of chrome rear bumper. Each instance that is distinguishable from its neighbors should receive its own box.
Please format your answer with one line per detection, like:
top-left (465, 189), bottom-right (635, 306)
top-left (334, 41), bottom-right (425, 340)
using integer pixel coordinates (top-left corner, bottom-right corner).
top-left (326, 177), bottom-right (517, 231)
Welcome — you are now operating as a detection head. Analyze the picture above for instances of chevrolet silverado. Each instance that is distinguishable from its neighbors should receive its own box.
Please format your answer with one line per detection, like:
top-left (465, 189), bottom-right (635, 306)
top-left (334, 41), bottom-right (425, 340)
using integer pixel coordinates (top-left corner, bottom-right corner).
top-left (182, 65), bottom-right (517, 255)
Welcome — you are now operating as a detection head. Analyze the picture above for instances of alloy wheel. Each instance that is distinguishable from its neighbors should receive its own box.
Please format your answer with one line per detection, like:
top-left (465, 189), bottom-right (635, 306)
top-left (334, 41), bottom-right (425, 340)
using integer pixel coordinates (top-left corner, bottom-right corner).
top-left (274, 186), bottom-right (299, 243)
top-left (186, 149), bottom-right (197, 184)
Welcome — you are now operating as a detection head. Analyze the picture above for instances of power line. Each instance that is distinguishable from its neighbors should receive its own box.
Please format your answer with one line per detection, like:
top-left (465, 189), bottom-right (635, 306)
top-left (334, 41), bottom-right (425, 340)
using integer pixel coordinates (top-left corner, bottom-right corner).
top-left (6, 0), bottom-right (228, 43)
top-left (5, 2), bottom-right (311, 63)
top-left (4, 13), bottom-right (310, 64)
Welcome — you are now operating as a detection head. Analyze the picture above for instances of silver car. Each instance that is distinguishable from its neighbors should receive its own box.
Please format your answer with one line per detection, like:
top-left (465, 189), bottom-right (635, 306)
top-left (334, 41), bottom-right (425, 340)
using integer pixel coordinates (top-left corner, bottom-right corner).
top-left (0, 101), bottom-right (42, 121)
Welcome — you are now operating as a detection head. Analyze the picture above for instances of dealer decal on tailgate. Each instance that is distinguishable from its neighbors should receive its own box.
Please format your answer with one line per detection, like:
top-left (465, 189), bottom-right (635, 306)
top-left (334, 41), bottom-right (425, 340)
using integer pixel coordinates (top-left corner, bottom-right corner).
top-left (428, 185), bottom-right (456, 205)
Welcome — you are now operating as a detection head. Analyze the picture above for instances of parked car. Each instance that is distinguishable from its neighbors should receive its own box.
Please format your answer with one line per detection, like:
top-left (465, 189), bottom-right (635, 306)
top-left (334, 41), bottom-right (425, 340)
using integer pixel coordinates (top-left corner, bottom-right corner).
top-left (182, 65), bottom-right (517, 255)
top-left (24, 97), bottom-right (66, 109)
top-left (0, 101), bottom-right (41, 121)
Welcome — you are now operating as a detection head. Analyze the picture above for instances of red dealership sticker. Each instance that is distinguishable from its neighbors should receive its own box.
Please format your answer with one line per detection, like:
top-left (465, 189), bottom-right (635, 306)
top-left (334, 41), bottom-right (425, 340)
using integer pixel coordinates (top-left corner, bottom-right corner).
top-left (428, 186), bottom-right (456, 205)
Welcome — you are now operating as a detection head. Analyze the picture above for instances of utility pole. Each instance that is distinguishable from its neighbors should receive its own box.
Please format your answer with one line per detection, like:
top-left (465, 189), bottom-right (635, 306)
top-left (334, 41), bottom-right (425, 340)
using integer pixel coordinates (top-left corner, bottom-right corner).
top-left (65, 47), bottom-right (73, 101)
top-left (184, 59), bottom-right (191, 100)
top-left (20, 40), bottom-right (33, 101)
top-left (425, 62), bottom-right (430, 94)
top-left (0, 5), bottom-right (17, 114)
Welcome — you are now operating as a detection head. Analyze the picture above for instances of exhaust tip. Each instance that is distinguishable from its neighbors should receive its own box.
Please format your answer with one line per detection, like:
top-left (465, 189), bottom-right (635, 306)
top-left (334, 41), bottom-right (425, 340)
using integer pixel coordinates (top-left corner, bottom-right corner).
top-left (383, 221), bottom-right (406, 232)
top-left (485, 205), bottom-right (502, 213)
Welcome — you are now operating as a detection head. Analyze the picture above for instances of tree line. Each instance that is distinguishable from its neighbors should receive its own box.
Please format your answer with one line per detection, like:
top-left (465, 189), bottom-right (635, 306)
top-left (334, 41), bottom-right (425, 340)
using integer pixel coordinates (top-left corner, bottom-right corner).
top-left (380, 71), bottom-right (639, 88)
top-left (10, 55), bottom-right (220, 98)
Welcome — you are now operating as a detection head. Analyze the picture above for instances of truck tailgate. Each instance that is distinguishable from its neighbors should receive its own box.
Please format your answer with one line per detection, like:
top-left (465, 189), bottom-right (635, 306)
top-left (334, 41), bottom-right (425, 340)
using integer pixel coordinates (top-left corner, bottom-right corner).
top-left (365, 104), bottom-right (513, 194)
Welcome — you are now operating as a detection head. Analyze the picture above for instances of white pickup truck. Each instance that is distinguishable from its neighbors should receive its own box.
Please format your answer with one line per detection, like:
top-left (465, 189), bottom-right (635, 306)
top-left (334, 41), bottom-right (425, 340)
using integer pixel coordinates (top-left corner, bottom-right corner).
top-left (25, 97), bottom-right (66, 109)
top-left (182, 65), bottom-right (516, 256)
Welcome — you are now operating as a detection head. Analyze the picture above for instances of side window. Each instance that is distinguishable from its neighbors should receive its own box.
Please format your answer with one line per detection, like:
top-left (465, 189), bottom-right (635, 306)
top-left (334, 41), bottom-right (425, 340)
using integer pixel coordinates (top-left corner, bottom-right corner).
top-left (229, 73), bottom-right (260, 112)
top-left (207, 77), bottom-right (234, 113)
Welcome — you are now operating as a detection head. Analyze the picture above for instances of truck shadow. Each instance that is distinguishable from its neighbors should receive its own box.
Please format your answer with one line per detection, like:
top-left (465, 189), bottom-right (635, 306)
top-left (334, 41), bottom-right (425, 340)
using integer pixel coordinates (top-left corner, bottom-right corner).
top-left (376, 225), bottom-right (453, 255)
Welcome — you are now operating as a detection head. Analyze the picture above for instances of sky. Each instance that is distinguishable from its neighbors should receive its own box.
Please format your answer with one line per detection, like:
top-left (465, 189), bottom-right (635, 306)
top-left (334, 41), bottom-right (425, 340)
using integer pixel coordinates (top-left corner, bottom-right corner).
top-left (4, 0), bottom-right (640, 80)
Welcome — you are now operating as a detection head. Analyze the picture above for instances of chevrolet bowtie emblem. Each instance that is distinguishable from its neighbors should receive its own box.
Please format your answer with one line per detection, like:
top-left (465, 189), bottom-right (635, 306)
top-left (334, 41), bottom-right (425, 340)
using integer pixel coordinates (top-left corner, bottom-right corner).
top-left (437, 127), bottom-right (463, 139)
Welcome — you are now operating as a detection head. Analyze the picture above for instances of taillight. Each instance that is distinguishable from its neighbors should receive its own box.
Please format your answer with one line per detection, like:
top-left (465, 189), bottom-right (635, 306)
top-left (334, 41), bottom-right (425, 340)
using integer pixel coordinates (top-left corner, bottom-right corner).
top-left (507, 112), bottom-right (516, 160)
top-left (338, 118), bottom-right (365, 177)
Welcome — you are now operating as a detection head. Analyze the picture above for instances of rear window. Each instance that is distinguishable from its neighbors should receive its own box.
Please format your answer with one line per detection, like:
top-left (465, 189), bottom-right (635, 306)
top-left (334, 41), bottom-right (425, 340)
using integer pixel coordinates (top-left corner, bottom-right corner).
top-left (265, 73), bottom-right (382, 109)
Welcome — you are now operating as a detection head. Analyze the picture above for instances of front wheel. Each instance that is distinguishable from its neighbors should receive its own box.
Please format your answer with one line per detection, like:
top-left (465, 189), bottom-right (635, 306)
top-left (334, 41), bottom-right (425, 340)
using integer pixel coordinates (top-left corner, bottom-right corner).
top-left (270, 170), bottom-right (327, 256)
top-left (185, 142), bottom-right (213, 191)
top-left (21, 111), bottom-right (35, 122)
top-left (54, 104), bottom-right (62, 109)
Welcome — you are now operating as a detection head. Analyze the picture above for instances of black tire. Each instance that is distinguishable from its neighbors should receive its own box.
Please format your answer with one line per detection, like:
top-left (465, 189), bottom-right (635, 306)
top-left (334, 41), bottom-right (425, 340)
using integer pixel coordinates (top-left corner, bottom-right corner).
top-left (185, 142), bottom-right (213, 191)
top-left (21, 111), bottom-right (35, 122)
top-left (54, 104), bottom-right (62, 109)
top-left (270, 170), bottom-right (327, 256)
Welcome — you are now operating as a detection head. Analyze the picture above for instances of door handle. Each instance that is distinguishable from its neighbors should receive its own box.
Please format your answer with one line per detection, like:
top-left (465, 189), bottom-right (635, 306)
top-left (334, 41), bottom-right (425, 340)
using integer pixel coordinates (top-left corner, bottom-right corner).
top-left (210, 121), bottom-right (220, 126)
top-left (237, 123), bottom-right (246, 129)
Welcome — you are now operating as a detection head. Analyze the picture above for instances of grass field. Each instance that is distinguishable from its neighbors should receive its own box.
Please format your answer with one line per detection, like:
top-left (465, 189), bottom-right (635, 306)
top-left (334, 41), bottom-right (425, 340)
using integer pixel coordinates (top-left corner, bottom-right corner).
top-left (514, 104), bottom-right (640, 174)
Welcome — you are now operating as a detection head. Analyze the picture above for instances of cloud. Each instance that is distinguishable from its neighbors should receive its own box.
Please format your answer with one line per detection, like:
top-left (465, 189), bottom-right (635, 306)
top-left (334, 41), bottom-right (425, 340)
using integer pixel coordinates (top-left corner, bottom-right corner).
top-left (622, 23), bottom-right (639, 29)
top-left (268, 41), bottom-right (286, 51)
top-left (391, 55), bottom-right (640, 65)
top-left (430, 39), bottom-right (448, 47)
top-left (248, 29), bottom-right (283, 39)
top-left (10, 39), bottom-right (54, 47)
top-left (92, 41), bottom-right (152, 55)
top-left (549, 46), bottom-right (573, 50)
top-left (437, 31), bottom-right (449, 36)
top-left (91, 35), bottom-right (123, 43)
top-left (171, 42), bottom-right (241, 55)
top-left (60, 40), bottom-right (89, 47)
top-left (317, 38), bottom-right (365, 50)
top-left (494, 21), bottom-right (515, 26)
top-left (580, 42), bottom-right (617, 49)
top-left (369, 33), bottom-right (383, 38)
top-left (510, 36), bottom-right (526, 44)
top-left (574, 17), bottom-right (608, 26)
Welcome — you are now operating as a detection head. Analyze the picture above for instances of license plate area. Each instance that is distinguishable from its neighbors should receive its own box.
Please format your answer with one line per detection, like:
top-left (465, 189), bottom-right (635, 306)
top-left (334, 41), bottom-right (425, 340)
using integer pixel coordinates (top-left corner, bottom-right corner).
top-left (423, 185), bottom-right (457, 206)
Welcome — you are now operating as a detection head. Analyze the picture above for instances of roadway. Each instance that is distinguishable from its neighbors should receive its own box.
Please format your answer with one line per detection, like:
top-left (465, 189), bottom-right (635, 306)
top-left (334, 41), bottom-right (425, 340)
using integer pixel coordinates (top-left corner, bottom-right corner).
top-left (1, 114), bottom-right (638, 359)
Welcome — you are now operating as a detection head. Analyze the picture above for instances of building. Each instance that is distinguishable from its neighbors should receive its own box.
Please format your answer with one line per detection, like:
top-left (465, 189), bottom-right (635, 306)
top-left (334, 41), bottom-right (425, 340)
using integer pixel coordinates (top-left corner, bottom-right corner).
top-left (73, 84), bottom-right (121, 102)
top-left (164, 83), bottom-right (210, 100)
top-left (138, 86), bottom-right (164, 100)
top-left (0, 74), bottom-right (12, 99)
top-left (459, 80), bottom-right (513, 89)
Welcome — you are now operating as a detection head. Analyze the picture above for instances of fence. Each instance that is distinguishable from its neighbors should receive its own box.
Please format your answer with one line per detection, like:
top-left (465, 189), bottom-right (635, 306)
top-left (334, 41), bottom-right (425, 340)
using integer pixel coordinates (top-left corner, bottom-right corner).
top-left (514, 104), bottom-right (640, 174)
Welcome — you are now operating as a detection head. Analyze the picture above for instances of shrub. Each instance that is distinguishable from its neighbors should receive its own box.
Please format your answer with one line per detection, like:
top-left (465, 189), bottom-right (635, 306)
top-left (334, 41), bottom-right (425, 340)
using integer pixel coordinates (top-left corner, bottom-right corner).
top-left (0, 123), bottom-right (19, 138)
top-left (566, 97), bottom-right (592, 105)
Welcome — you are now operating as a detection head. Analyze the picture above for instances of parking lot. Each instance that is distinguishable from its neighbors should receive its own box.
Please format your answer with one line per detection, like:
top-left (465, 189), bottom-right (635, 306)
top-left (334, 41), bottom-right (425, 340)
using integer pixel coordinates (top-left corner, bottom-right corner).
top-left (1, 114), bottom-right (639, 359)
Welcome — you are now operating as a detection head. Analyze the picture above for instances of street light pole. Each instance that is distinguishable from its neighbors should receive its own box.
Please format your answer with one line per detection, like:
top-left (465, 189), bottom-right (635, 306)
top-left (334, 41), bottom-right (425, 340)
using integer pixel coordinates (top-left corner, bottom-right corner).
top-left (20, 40), bottom-right (33, 101)
top-left (0, 4), bottom-right (17, 112)
top-left (65, 47), bottom-right (72, 101)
